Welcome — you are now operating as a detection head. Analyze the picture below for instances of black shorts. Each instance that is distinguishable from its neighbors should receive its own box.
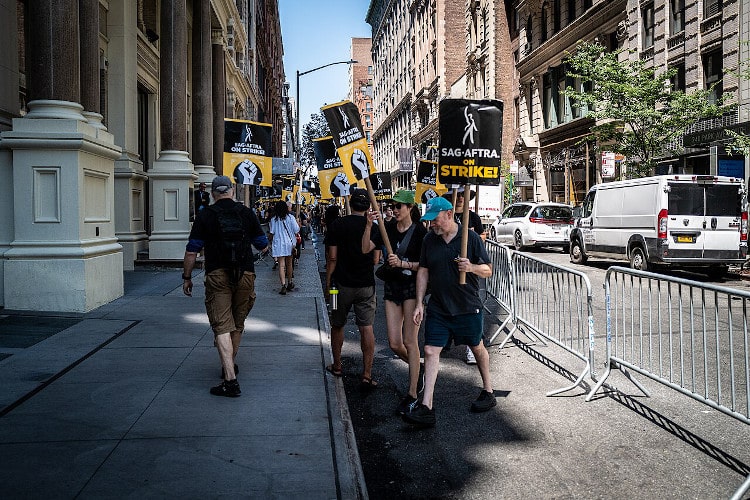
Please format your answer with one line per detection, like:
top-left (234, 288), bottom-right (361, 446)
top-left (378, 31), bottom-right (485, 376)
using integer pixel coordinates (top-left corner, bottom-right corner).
top-left (383, 278), bottom-right (417, 305)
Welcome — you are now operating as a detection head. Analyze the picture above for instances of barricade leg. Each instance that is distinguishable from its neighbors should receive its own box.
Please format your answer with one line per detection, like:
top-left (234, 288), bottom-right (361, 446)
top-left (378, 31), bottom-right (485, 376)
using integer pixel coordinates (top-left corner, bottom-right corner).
top-left (730, 473), bottom-right (750, 500)
top-left (547, 362), bottom-right (590, 397)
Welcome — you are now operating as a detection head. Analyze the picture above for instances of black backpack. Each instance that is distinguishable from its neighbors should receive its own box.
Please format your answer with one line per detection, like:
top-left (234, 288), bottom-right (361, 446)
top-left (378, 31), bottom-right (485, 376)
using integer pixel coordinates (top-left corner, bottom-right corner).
top-left (208, 203), bottom-right (249, 284)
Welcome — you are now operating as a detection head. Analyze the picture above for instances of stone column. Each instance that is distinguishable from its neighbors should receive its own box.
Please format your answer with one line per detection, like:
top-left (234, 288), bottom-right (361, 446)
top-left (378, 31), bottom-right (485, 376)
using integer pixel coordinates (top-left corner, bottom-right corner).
top-left (192, 0), bottom-right (214, 184)
top-left (148, 0), bottom-right (196, 260)
top-left (109, 0), bottom-right (148, 270)
top-left (1, 0), bottom-right (124, 312)
top-left (0, 0), bottom-right (19, 307)
top-left (79, 0), bottom-right (105, 130)
top-left (212, 29), bottom-right (227, 177)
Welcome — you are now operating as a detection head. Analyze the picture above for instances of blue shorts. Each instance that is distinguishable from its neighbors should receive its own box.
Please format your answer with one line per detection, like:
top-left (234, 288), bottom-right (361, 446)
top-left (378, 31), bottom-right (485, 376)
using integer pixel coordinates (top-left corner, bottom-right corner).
top-left (424, 311), bottom-right (483, 347)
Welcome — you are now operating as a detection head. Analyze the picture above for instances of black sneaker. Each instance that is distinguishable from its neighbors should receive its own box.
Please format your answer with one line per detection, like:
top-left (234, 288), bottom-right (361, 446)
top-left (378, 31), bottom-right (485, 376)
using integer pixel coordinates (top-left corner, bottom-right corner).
top-left (210, 379), bottom-right (241, 397)
top-left (401, 403), bottom-right (435, 427)
top-left (470, 390), bottom-right (496, 412)
top-left (416, 363), bottom-right (425, 395)
top-left (220, 363), bottom-right (239, 379)
top-left (279, 285), bottom-right (287, 295)
top-left (396, 395), bottom-right (418, 416)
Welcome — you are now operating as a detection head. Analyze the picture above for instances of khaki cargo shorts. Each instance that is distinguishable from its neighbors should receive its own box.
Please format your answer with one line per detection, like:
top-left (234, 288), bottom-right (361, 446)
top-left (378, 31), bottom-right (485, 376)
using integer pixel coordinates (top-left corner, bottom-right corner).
top-left (204, 269), bottom-right (256, 335)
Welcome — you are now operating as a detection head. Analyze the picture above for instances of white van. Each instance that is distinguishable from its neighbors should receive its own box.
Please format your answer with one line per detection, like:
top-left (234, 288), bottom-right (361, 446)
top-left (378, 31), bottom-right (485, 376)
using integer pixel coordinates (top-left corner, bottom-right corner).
top-left (568, 175), bottom-right (748, 276)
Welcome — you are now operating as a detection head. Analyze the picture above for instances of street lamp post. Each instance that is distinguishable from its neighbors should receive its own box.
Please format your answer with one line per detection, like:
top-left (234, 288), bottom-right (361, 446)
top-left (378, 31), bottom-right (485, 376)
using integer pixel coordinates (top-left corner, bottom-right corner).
top-left (295, 59), bottom-right (357, 164)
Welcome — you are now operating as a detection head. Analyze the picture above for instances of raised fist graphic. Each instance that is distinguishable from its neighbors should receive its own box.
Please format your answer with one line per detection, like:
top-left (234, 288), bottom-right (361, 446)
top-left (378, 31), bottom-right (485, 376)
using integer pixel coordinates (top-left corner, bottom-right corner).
top-left (331, 172), bottom-right (351, 197)
top-left (421, 188), bottom-right (439, 204)
top-left (233, 159), bottom-right (262, 185)
top-left (350, 149), bottom-right (370, 180)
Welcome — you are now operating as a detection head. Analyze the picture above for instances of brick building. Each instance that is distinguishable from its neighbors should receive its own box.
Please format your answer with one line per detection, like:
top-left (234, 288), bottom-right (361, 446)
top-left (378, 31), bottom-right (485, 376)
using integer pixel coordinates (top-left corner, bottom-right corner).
top-left (349, 37), bottom-right (374, 156)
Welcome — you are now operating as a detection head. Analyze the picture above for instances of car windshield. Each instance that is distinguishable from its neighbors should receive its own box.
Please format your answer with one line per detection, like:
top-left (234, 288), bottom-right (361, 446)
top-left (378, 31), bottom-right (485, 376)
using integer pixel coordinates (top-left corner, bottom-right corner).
top-left (532, 205), bottom-right (572, 221)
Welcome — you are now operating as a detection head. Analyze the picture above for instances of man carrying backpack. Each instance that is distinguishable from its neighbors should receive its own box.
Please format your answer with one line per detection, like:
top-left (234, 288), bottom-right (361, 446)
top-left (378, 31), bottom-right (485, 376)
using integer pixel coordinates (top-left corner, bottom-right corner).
top-left (182, 175), bottom-right (269, 397)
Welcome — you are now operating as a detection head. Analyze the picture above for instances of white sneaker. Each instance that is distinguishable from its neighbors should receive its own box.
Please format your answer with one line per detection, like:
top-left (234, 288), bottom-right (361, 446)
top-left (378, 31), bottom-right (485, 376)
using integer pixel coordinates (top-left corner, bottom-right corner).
top-left (465, 346), bottom-right (477, 365)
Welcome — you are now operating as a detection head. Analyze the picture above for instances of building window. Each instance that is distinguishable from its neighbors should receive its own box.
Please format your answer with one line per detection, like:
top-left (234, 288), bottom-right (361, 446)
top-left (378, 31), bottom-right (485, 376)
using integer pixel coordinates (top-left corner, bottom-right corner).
top-left (553, 0), bottom-right (561, 34)
top-left (643, 2), bottom-right (655, 48)
top-left (704, 0), bottom-right (722, 18)
top-left (567, 0), bottom-right (576, 26)
top-left (670, 0), bottom-right (684, 35)
top-left (526, 16), bottom-right (533, 51)
top-left (543, 70), bottom-right (558, 128)
top-left (584, 0), bottom-right (592, 10)
top-left (541, 2), bottom-right (549, 42)
top-left (543, 65), bottom-right (589, 128)
top-left (670, 63), bottom-right (686, 92)
top-left (703, 51), bottom-right (723, 104)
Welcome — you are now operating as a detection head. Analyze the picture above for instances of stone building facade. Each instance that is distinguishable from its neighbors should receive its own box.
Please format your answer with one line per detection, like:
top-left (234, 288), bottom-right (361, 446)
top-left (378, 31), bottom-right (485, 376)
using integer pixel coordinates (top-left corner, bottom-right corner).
top-left (366, 0), bottom-right (414, 189)
top-left (0, 0), bottom-right (287, 312)
top-left (366, 0), bottom-right (518, 191)
top-left (627, 0), bottom-right (748, 178)
top-left (510, 0), bottom-right (749, 203)
top-left (511, 0), bottom-right (626, 204)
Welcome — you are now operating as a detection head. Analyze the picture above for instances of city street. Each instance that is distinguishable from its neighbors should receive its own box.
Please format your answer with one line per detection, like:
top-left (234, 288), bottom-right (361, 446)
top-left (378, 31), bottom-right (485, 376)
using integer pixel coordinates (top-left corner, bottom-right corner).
top-left (315, 234), bottom-right (750, 499)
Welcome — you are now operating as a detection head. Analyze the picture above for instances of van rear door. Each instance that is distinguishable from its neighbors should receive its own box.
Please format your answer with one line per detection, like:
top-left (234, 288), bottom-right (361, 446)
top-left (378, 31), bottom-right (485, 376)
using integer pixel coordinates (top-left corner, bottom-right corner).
top-left (667, 181), bottom-right (742, 260)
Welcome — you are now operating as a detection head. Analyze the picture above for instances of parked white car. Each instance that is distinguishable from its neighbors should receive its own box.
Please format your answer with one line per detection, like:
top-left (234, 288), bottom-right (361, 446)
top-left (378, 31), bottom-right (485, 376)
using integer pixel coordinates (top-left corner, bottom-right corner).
top-left (493, 202), bottom-right (574, 251)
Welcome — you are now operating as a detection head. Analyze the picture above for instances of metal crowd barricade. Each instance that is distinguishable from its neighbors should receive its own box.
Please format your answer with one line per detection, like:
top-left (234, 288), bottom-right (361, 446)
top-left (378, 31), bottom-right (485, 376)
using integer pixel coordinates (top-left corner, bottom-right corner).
top-left (483, 240), bottom-right (515, 345)
top-left (509, 252), bottom-right (597, 396)
top-left (587, 267), bottom-right (750, 499)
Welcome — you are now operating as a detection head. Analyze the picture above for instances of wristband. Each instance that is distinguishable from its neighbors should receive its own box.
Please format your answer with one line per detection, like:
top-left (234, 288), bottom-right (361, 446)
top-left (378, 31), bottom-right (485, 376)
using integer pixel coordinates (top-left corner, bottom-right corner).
top-left (182, 275), bottom-right (192, 280)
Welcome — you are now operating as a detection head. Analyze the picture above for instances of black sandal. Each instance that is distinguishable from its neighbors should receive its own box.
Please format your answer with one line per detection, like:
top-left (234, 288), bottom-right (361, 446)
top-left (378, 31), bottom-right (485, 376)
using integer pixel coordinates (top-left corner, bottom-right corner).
top-left (360, 376), bottom-right (378, 390)
top-left (325, 364), bottom-right (343, 377)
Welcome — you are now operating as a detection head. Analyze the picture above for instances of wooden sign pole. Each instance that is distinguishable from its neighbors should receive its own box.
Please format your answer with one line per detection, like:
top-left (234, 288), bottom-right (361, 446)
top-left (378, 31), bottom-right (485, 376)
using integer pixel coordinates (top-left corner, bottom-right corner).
top-left (364, 177), bottom-right (393, 255)
top-left (459, 183), bottom-right (471, 285)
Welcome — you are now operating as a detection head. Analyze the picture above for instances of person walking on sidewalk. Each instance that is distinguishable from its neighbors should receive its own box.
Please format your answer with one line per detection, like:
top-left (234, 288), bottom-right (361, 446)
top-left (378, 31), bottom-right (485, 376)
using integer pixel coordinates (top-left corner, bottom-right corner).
top-left (182, 176), bottom-right (268, 398)
top-left (268, 200), bottom-right (300, 294)
top-left (325, 189), bottom-right (379, 389)
top-left (403, 197), bottom-right (495, 427)
top-left (362, 190), bottom-right (427, 414)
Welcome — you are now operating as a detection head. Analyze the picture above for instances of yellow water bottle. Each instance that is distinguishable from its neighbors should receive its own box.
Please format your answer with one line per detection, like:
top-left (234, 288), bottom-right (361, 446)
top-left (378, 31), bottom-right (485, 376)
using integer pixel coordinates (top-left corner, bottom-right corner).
top-left (329, 285), bottom-right (338, 310)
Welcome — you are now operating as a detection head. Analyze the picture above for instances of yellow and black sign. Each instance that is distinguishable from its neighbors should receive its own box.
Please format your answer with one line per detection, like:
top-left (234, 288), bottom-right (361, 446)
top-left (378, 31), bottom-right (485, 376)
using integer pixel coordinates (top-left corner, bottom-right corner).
top-left (313, 136), bottom-right (349, 200)
top-left (415, 159), bottom-right (448, 204)
top-left (370, 172), bottom-right (393, 201)
top-left (321, 101), bottom-right (376, 184)
top-left (223, 118), bottom-right (273, 187)
top-left (438, 99), bottom-right (503, 187)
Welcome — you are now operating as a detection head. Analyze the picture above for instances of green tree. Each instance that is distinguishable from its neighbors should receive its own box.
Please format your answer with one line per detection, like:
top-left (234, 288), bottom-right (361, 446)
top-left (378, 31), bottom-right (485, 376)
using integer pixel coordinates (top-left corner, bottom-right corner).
top-left (300, 112), bottom-right (330, 170)
top-left (725, 49), bottom-right (750, 156)
top-left (564, 42), bottom-right (725, 178)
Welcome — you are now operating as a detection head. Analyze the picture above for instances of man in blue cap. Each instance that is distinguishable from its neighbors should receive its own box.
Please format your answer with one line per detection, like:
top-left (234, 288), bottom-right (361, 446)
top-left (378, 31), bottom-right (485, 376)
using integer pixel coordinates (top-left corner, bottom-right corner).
top-left (402, 196), bottom-right (496, 427)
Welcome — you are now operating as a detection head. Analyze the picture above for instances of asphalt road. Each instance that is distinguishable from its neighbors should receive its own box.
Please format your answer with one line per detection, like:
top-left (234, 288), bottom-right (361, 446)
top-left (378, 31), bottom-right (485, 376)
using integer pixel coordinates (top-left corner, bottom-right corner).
top-left (314, 235), bottom-right (750, 499)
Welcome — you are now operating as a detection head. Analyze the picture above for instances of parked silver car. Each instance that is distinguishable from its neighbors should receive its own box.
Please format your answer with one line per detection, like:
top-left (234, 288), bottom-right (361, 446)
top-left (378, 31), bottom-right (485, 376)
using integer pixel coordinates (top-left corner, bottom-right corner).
top-left (492, 202), bottom-right (574, 251)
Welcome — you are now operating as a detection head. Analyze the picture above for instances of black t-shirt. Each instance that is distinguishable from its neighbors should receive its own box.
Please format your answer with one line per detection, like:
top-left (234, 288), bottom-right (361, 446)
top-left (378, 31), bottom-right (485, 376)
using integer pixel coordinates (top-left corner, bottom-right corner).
top-left (327, 214), bottom-right (375, 288)
top-left (419, 225), bottom-right (491, 316)
top-left (371, 219), bottom-right (428, 280)
top-left (454, 210), bottom-right (484, 235)
top-left (188, 199), bottom-right (267, 274)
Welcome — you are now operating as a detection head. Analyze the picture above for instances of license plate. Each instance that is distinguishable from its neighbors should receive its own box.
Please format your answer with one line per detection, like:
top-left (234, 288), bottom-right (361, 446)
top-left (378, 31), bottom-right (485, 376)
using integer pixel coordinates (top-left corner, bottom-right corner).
top-left (677, 235), bottom-right (693, 243)
top-left (551, 224), bottom-right (561, 229)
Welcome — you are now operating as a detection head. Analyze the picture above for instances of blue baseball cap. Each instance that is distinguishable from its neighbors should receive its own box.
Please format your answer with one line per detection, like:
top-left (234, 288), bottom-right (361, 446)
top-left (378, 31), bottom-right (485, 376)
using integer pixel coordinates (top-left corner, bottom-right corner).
top-left (421, 197), bottom-right (453, 221)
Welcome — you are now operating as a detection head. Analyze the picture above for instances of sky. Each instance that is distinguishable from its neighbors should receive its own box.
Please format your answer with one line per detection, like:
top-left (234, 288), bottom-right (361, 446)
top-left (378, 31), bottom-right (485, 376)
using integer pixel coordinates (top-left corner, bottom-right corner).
top-left (278, 0), bottom-right (372, 136)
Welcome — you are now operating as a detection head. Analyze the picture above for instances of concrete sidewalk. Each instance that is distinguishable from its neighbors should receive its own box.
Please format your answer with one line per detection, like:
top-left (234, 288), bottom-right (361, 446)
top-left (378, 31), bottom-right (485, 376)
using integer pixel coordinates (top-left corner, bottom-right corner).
top-left (0, 241), bottom-right (367, 499)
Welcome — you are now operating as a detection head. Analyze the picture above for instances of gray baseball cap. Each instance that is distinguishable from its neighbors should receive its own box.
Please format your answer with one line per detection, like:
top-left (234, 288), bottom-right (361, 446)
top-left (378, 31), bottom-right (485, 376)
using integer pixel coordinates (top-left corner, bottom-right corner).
top-left (211, 175), bottom-right (233, 193)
